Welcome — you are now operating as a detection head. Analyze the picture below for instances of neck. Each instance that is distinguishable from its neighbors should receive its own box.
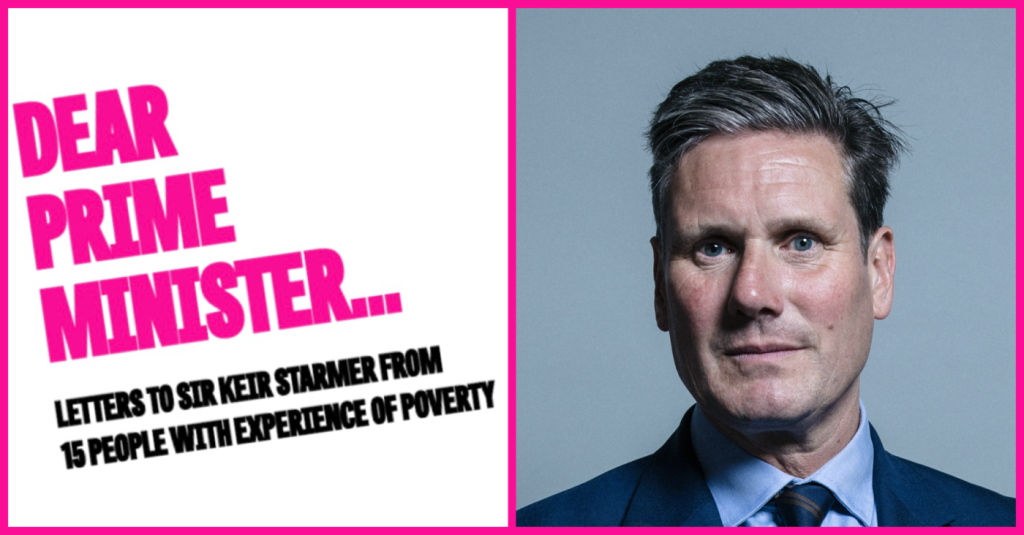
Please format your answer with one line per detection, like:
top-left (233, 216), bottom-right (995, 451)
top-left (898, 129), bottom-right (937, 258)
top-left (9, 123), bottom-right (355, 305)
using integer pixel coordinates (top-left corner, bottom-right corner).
top-left (701, 386), bottom-right (862, 479)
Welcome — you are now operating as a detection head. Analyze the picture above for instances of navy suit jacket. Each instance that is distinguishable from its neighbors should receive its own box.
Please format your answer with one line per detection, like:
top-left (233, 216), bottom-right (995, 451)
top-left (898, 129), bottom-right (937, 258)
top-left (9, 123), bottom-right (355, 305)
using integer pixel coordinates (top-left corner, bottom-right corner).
top-left (517, 407), bottom-right (1015, 526)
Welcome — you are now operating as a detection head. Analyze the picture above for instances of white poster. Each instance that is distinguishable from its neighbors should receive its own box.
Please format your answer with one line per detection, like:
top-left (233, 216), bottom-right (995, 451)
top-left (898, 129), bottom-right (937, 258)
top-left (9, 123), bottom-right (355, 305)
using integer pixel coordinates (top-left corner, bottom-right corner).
top-left (8, 9), bottom-right (509, 526)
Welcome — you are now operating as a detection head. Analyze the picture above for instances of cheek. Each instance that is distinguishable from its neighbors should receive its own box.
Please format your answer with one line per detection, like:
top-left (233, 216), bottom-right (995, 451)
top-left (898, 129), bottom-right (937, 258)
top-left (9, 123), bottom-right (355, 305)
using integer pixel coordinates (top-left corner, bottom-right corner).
top-left (789, 264), bottom-right (871, 335)
top-left (668, 267), bottom-right (727, 339)
top-left (666, 268), bottom-right (725, 398)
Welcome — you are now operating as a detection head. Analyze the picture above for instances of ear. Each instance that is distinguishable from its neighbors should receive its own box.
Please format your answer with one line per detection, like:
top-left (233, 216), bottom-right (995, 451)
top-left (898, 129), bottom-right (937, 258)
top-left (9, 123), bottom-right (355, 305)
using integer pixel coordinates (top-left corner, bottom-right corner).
top-left (868, 226), bottom-right (896, 320)
top-left (651, 237), bottom-right (670, 331)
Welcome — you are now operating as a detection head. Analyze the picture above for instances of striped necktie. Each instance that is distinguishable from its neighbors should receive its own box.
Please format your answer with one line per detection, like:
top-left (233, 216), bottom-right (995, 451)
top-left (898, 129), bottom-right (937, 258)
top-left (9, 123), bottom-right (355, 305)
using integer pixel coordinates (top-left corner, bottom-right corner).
top-left (774, 483), bottom-right (836, 527)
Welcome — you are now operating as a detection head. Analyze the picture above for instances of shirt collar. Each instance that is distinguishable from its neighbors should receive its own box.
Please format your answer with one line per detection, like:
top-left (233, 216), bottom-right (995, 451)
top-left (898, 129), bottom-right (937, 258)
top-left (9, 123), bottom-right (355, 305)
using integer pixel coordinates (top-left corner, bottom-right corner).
top-left (690, 401), bottom-right (875, 527)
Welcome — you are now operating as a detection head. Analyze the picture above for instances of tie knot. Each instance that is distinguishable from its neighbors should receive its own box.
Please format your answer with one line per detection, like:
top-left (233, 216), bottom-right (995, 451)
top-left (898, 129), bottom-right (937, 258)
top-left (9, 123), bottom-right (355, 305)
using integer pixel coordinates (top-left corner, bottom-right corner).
top-left (774, 483), bottom-right (836, 527)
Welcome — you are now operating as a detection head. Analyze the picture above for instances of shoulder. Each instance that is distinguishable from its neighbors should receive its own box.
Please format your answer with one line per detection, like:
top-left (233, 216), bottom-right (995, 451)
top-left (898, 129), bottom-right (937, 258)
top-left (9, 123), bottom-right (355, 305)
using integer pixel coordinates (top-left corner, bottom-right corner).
top-left (887, 453), bottom-right (1015, 526)
top-left (518, 408), bottom-right (715, 527)
top-left (516, 456), bottom-right (651, 527)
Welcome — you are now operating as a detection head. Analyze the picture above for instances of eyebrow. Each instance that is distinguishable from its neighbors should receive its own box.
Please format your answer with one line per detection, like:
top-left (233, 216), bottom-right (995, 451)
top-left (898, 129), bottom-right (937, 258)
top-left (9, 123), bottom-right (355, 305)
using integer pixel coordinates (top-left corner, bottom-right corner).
top-left (764, 216), bottom-right (835, 236)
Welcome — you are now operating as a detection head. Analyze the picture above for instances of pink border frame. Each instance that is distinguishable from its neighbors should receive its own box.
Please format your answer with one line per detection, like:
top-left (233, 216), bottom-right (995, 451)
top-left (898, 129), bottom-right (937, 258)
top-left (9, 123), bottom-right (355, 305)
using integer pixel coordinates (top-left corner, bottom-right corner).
top-left (509, 7), bottom-right (1020, 531)
top-left (4, 7), bottom-right (517, 529)
top-left (508, 8), bottom-right (519, 529)
top-left (3, 6), bottom-right (1019, 530)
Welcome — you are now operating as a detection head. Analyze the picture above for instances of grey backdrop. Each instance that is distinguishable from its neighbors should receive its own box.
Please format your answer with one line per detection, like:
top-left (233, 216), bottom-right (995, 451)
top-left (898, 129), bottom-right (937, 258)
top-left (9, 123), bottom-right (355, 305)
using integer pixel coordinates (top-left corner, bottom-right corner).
top-left (516, 9), bottom-right (1016, 509)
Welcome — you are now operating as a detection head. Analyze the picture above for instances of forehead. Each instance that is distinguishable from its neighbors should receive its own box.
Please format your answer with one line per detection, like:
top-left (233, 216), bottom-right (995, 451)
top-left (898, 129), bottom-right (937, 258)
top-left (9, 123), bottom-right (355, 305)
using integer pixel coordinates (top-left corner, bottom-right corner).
top-left (669, 131), bottom-right (850, 226)
top-left (676, 131), bottom-right (845, 196)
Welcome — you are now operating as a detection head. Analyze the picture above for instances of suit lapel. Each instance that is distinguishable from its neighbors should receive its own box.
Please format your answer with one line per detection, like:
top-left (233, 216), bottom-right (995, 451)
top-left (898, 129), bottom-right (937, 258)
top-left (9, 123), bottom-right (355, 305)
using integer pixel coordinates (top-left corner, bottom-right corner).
top-left (621, 407), bottom-right (723, 526)
top-left (621, 411), bottom-right (957, 526)
top-left (871, 425), bottom-right (956, 527)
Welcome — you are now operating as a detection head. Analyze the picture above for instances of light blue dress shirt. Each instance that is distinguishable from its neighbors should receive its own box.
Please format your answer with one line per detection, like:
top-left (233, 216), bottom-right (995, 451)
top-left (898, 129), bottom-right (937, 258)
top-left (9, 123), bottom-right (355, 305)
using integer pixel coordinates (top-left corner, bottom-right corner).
top-left (690, 401), bottom-right (877, 527)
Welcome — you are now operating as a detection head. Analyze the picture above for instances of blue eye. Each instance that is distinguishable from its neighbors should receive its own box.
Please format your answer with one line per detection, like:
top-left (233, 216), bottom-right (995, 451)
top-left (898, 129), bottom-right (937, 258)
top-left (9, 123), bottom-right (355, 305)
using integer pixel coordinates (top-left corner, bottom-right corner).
top-left (701, 242), bottom-right (726, 257)
top-left (792, 237), bottom-right (815, 251)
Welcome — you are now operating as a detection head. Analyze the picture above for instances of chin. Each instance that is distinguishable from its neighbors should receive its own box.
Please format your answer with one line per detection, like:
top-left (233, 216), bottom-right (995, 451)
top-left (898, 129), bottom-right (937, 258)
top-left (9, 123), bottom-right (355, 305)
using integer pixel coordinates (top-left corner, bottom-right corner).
top-left (711, 387), bottom-right (814, 429)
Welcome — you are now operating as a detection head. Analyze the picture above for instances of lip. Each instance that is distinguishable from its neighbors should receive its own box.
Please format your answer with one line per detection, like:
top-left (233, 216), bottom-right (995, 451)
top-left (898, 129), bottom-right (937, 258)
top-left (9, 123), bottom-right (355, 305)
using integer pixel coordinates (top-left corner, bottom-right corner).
top-left (723, 344), bottom-right (805, 360)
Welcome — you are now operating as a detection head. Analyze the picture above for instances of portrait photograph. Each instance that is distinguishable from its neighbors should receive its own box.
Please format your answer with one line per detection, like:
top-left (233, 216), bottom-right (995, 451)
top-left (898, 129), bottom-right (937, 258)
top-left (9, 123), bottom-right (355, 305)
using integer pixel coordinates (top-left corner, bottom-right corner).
top-left (515, 8), bottom-right (1015, 526)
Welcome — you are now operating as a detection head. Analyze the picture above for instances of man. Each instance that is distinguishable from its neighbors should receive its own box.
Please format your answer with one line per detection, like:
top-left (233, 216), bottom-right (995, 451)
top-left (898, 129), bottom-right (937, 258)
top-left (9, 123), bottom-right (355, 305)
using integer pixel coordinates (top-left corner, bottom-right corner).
top-left (516, 56), bottom-right (1015, 527)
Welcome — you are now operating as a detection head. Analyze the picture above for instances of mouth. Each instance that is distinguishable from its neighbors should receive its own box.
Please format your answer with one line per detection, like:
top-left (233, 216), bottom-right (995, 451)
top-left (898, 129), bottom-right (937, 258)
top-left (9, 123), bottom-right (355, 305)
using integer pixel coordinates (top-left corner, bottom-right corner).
top-left (722, 344), bottom-right (805, 360)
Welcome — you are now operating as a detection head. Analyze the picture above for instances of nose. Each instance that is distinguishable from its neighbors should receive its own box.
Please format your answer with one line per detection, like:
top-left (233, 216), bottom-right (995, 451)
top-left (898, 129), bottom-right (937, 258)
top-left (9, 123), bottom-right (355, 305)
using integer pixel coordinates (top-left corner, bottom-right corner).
top-left (727, 243), bottom-right (784, 319)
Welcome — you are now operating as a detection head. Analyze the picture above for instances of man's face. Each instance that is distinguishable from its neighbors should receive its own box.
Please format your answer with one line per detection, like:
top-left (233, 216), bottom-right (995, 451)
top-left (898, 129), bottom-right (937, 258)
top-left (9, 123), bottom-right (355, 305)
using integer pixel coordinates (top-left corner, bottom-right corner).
top-left (653, 131), bottom-right (895, 432)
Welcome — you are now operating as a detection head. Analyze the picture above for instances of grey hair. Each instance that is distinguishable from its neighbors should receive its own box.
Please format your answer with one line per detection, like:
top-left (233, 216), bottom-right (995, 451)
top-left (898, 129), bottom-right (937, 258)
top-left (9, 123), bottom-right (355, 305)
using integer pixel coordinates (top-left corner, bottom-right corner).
top-left (647, 56), bottom-right (907, 256)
